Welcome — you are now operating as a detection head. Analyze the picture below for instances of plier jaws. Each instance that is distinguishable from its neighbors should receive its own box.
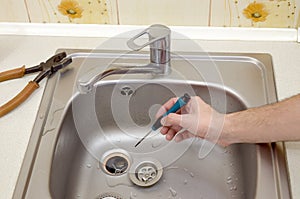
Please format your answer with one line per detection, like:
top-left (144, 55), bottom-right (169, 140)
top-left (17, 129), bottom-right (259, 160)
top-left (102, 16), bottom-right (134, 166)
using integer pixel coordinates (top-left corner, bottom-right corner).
top-left (34, 56), bottom-right (72, 83)
top-left (0, 52), bottom-right (72, 117)
top-left (24, 52), bottom-right (67, 75)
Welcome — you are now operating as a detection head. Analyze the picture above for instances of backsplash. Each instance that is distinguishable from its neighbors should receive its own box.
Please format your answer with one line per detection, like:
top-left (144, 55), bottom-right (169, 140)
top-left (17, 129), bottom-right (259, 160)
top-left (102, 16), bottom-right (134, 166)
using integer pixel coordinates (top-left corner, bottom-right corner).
top-left (1, 0), bottom-right (300, 28)
top-left (24, 0), bottom-right (117, 24)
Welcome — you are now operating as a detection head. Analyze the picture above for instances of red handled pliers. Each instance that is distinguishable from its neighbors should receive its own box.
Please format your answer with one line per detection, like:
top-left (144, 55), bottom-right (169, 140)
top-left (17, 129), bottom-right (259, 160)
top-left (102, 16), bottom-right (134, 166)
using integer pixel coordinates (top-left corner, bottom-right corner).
top-left (0, 52), bottom-right (72, 117)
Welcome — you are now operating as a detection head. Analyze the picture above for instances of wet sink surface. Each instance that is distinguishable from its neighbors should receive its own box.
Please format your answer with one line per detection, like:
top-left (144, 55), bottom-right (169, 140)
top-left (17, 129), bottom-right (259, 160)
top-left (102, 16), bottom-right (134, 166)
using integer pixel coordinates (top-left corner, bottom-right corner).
top-left (14, 50), bottom-right (290, 199)
top-left (51, 81), bottom-right (256, 199)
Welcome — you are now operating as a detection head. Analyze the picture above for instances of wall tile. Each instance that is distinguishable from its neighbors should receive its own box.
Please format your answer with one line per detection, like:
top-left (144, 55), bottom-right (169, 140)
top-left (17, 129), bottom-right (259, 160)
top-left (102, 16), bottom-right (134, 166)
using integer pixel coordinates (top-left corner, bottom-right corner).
top-left (117, 0), bottom-right (211, 26)
top-left (211, 0), bottom-right (299, 28)
top-left (25, 0), bottom-right (118, 24)
top-left (2, 0), bottom-right (300, 28)
top-left (0, 0), bottom-right (29, 22)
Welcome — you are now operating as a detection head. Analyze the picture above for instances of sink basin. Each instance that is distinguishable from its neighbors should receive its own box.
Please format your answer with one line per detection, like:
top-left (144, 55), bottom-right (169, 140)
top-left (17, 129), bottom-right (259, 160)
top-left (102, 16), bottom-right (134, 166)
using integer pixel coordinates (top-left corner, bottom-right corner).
top-left (14, 49), bottom-right (290, 199)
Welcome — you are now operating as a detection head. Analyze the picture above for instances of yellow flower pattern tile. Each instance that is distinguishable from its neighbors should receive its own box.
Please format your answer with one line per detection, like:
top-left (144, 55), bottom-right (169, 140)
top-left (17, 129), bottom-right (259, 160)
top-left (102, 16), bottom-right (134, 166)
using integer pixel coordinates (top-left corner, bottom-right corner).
top-left (211, 0), bottom-right (297, 28)
top-left (243, 2), bottom-right (269, 22)
top-left (58, 0), bottom-right (83, 19)
top-left (24, 0), bottom-right (116, 24)
top-left (24, 0), bottom-right (300, 28)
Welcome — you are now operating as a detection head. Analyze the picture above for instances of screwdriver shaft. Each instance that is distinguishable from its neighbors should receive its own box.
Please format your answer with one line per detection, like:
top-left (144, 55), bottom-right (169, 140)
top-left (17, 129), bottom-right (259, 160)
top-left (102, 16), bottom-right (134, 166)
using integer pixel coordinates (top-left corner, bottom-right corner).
top-left (134, 129), bottom-right (153, 147)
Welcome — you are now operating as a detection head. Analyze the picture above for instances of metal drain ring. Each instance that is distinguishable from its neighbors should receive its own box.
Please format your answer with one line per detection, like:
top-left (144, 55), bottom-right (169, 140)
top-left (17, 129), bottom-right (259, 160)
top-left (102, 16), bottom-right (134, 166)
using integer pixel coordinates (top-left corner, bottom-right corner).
top-left (97, 192), bottom-right (123, 199)
top-left (129, 158), bottom-right (163, 187)
top-left (100, 149), bottom-right (131, 176)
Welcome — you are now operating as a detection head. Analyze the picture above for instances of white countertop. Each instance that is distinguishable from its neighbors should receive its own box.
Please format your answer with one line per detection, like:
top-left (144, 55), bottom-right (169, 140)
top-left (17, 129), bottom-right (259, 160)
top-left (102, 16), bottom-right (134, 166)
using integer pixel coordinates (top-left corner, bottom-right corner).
top-left (0, 23), bottom-right (300, 199)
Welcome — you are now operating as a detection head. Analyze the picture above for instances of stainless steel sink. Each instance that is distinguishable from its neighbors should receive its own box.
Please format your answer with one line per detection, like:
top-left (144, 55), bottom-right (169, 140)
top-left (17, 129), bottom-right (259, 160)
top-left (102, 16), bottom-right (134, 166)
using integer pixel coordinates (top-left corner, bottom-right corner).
top-left (14, 49), bottom-right (290, 199)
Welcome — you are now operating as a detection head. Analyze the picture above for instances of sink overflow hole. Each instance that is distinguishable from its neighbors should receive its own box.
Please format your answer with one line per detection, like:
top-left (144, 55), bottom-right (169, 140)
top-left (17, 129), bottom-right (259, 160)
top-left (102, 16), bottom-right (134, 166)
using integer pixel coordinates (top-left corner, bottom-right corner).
top-left (120, 86), bottom-right (134, 96)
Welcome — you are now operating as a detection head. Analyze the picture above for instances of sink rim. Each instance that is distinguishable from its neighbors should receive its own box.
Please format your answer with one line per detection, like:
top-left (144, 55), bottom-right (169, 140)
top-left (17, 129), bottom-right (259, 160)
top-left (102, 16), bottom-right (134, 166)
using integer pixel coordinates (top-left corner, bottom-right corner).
top-left (13, 49), bottom-right (289, 199)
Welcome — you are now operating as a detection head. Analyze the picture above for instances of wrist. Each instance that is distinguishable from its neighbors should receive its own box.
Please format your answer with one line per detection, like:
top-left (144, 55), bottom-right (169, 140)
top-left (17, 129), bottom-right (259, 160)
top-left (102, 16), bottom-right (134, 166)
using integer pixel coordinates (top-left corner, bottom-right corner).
top-left (222, 113), bottom-right (239, 145)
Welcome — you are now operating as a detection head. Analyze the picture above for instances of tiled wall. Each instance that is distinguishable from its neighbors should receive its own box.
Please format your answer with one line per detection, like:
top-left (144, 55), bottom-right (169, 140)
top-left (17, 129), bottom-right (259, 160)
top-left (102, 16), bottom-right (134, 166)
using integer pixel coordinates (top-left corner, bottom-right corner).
top-left (1, 0), bottom-right (299, 28)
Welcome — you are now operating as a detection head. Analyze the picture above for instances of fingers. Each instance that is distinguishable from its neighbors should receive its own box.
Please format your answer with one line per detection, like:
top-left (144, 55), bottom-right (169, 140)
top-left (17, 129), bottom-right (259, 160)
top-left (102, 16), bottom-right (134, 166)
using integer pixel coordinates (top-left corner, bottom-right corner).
top-left (160, 126), bottom-right (169, 135)
top-left (161, 113), bottom-right (182, 127)
top-left (157, 96), bottom-right (206, 142)
top-left (160, 125), bottom-right (182, 141)
top-left (165, 128), bottom-right (177, 141)
top-left (155, 97), bottom-right (178, 118)
top-left (174, 130), bottom-right (195, 142)
top-left (160, 113), bottom-right (190, 141)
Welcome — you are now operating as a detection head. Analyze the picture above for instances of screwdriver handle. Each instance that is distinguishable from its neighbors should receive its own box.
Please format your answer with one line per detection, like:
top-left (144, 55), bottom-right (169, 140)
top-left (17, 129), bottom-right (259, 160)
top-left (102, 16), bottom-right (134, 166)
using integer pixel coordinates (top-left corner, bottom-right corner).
top-left (151, 93), bottom-right (191, 131)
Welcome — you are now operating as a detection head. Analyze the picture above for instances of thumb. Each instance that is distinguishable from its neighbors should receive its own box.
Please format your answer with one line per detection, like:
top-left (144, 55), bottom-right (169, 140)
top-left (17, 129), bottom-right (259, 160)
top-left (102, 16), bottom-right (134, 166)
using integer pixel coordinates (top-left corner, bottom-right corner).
top-left (161, 113), bottom-right (182, 127)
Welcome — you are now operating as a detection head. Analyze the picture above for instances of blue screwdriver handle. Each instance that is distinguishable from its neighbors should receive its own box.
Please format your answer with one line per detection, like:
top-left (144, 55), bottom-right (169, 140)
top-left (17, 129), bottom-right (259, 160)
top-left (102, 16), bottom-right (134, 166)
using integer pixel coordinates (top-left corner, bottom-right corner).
top-left (151, 93), bottom-right (191, 131)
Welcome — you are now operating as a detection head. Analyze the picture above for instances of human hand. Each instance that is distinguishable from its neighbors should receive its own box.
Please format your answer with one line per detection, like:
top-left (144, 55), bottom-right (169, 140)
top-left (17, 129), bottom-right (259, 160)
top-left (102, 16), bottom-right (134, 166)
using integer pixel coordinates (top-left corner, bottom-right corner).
top-left (156, 96), bottom-right (230, 146)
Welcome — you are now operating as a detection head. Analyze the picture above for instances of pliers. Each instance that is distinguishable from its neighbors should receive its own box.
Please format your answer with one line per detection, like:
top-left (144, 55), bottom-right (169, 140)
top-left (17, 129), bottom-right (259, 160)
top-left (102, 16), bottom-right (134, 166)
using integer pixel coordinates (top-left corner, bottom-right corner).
top-left (0, 52), bottom-right (72, 117)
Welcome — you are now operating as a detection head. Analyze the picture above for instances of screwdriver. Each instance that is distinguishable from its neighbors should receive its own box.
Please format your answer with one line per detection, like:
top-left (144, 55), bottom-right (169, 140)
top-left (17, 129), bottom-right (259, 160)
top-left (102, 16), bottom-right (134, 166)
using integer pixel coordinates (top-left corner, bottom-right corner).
top-left (134, 93), bottom-right (191, 147)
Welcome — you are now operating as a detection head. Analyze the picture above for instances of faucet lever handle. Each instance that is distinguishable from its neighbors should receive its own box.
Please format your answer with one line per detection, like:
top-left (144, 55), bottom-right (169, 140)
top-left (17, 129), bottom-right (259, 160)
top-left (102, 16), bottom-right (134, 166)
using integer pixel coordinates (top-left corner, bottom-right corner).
top-left (127, 24), bottom-right (171, 65)
top-left (127, 27), bottom-right (166, 51)
top-left (127, 28), bottom-right (150, 51)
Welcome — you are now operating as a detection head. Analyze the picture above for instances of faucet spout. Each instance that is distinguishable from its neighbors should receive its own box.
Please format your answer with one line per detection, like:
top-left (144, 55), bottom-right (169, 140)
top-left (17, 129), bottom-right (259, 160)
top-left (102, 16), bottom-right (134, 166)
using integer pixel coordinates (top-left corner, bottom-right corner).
top-left (77, 24), bottom-right (172, 94)
top-left (78, 64), bottom-right (163, 94)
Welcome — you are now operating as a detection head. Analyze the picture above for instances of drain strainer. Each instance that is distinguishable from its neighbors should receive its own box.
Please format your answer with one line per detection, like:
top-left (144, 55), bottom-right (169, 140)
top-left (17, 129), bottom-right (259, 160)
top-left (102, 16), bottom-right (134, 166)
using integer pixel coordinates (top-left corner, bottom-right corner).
top-left (97, 192), bottom-right (123, 199)
top-left (129, 158), bottom-right (163, 187)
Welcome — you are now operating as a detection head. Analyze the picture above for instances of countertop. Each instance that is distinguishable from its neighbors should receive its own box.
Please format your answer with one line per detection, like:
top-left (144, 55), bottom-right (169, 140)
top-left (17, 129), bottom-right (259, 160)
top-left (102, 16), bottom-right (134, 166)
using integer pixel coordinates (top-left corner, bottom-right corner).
top-left (0, 23), bottom-right (300, 199)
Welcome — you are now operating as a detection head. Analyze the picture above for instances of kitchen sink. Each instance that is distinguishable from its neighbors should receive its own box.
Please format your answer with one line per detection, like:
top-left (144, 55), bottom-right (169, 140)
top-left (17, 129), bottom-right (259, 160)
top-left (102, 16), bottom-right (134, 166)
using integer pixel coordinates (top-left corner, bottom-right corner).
top-left (13, 48), bottom-right (290, 199)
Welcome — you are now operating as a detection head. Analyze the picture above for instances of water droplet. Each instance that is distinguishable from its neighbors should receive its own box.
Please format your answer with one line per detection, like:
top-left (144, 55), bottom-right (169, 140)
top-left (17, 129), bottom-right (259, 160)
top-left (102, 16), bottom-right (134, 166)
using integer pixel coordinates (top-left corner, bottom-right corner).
top-left (86, 164), bottom-right (92, 168)
top-left (230, 185), bottom-right (237, 191)
top-left (130, 192), bottom-right (137, 199)
top-left (169, 187), bottom-right (177, 197)
top-left (227, 176), bottom-right (232, 184)
top-left (183, 168), bottom-right (188, 172)
top-left (189, 172), bottom-right (194, 178)
top-left (166, 166), bottom-right (179, 171)
top-left (76, 194), bottom-right (81, 198)
top-left (183, 179), bottom-right (188, 185)
top-left (230, 163), bottom-right (234, 167)
top-left (163, 179), bottom-right (167, 183)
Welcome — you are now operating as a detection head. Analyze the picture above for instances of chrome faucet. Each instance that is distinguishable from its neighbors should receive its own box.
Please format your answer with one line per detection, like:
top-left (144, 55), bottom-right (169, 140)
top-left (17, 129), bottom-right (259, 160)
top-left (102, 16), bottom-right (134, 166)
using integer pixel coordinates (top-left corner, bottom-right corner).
top-left (127, 24), bottom-right (171, 72)
top-left (78, 24), bottom-right (171, 93)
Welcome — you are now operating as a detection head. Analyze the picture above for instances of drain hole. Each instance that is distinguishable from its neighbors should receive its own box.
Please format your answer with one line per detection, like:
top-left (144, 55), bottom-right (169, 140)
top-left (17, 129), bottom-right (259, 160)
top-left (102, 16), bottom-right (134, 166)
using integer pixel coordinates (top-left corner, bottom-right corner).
top-left (105, 156), bottom-right (128, 175)
top-left (102, 151), bottom-right (130, 176)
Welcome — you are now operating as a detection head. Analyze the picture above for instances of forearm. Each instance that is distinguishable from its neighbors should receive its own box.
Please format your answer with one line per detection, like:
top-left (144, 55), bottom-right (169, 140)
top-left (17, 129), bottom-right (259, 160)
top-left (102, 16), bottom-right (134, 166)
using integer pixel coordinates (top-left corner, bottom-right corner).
top-left (224, 94), bottom-right (300, 144)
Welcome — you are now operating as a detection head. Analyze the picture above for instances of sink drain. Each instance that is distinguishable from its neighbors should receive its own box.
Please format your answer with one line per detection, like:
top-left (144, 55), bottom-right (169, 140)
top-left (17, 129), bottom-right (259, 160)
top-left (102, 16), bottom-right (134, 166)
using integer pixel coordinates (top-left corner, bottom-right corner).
top-left (101, 150), bottom-right (131, 176)
top-left (129, 159), bottom-right (163, 187)
top-left (137, 164), bottom-right (158, 183)
top-left (97, 192), bottom-right (123, 199)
